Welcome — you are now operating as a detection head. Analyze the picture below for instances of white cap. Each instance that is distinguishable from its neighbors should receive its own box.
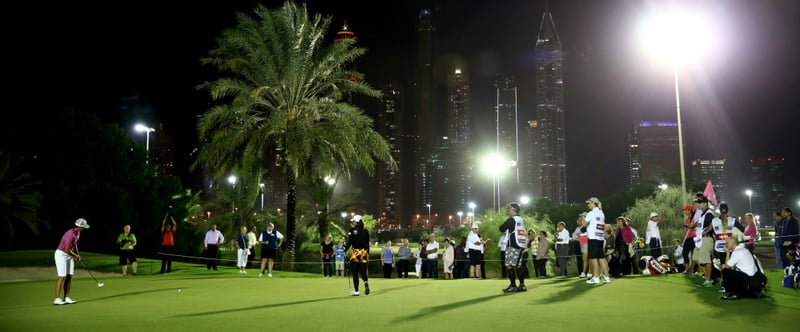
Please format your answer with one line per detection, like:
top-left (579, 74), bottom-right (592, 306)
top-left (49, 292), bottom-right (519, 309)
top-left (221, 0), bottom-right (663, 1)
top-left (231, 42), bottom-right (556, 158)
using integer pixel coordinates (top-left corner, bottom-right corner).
top-left (74, 218), bottom-right (90, 229)
top-left (352, 215), bottom-right (363, 223)
top-left (471, 224), bottom-right (479, 229)
top-left (649, 212), bottom-right (658, 218)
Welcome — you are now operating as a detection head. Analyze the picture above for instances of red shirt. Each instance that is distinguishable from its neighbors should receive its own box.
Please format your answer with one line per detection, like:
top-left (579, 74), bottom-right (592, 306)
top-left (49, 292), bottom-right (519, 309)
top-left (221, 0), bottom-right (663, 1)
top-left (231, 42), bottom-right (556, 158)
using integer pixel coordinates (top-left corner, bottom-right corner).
top-left (161, 229), bottom-right (174, 247)
top-left (684, 216), bottom-right (696, 239)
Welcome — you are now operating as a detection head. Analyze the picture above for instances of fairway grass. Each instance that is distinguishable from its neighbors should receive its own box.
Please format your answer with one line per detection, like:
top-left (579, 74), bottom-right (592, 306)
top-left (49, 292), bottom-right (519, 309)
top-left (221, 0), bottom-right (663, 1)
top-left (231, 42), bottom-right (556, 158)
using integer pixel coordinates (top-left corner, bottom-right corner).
top-left (1, 262), bottom-right (797, 332)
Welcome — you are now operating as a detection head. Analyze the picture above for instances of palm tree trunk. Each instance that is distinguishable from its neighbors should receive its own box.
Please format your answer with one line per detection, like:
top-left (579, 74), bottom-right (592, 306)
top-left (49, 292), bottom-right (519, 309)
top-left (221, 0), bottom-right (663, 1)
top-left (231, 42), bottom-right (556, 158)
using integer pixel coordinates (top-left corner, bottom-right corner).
top-left (283, 171), bottom-right (297, 271)
top-left (318, 207), bottom-right (329, 243)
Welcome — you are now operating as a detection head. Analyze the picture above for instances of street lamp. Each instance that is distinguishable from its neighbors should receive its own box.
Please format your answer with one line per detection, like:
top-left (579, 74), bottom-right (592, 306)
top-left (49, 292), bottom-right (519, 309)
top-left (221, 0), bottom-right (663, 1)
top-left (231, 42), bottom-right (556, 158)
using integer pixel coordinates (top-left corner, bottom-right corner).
top-left (469, 202), bottom-right (476, 219)
top-left (638, 10), bottom-right (713, 204)
top-left (426, 204), bottom-right (432, 225)
top-left (519, 195), bottom-right (530, 210)
top-left (134, 123), bottom-right (155, 163)
top-left (341, 211), bottom-right (347, 224)
top-left (457, 211), bottom-right (463, 224)
top-left (259, 183), bottom-right (265, 211)
top-left (745, 189), bottom-right (753, 212)
top-left (228, 175), bottom-right (237, 212)
top-left (467, 212), bottom-right (474, 224)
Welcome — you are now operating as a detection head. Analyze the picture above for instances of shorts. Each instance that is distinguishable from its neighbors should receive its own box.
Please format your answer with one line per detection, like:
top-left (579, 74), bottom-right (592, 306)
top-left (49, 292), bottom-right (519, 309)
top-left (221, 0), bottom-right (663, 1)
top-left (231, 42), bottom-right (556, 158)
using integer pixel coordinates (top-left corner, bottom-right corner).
top-left (587, 239), bottom-right (605, 259)
top-left (468, 249), bottom-right (482, 265)
top-left (54, 250), bottom-right (74, 277)
top-left (119, 250), bottom-right (137, 265)
top-left (696, 237), bottom-right (714, 264)
top-left (580, 243), bottom-right (588, 254)
top-left (504, 247), bottom-right (524, 267)
top-left (335, 260), bottom-right (344, 270)
top-left (261, 248), bottom-right (278, 259)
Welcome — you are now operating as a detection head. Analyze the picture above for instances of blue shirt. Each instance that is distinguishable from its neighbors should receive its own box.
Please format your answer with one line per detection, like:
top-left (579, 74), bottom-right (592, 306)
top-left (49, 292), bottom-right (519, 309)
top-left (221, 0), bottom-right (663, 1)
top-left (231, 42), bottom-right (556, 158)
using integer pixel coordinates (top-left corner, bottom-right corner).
top-left (335, 245), bottom-right (345, 261)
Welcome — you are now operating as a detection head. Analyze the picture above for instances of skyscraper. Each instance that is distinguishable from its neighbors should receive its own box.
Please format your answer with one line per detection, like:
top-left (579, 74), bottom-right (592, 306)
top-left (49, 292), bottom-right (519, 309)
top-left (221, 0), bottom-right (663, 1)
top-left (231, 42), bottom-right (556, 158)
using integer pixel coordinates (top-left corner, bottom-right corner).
top-left (691, 159), bottom-right (728, 201)
top-left (495, 75), bottom-right (521, 209)
top-left (447, 67), bottom-right (472, 220)
top-left (750, 157), bottom-right (785, 216)
top-left (377, 85), bottom-right (403, 230)
top-left (628, 121), bottom-right (680, 184)
top-left (531, 9), bottom-right (567, 204)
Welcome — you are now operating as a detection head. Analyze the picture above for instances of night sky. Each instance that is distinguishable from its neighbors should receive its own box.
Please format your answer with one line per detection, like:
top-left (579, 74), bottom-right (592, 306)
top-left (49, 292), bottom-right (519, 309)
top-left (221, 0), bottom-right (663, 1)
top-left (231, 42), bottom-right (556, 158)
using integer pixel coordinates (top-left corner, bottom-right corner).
top-left (17, 0), bottom-right (799, 211)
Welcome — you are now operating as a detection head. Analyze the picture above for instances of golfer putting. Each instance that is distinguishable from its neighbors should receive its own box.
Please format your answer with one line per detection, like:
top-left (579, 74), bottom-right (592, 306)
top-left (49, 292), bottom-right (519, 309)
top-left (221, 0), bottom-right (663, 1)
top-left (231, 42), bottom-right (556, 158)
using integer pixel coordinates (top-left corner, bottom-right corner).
top-left (345, 215), bottom-right (371, 296)
top-left (54, 218), bottom-right (91, 305)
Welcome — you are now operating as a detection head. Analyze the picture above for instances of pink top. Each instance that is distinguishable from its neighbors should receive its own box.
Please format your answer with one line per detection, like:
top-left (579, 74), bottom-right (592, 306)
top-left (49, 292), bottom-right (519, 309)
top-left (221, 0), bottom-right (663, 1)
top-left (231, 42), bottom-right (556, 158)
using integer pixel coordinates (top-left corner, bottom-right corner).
top-left (684, 217), bottom-right (696, 238)
top-left (57, 228), bottom-right (80, 252)
top-left (744, 224), bottom-right (757, 245)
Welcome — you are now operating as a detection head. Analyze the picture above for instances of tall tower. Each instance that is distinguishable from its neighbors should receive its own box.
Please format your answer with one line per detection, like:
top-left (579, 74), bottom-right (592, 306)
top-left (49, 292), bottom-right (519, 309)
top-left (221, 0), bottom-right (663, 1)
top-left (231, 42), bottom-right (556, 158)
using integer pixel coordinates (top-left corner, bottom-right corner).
top-left (531, 8), bottom-right (567, 204)
top-left (447, 67), bottom-right (472, 221)
top-left (629, 121), bottom-right (680, 184)
top-left (415, 7), bottom-right (438, 218)
top-left (377, 85), bottom-right (403, 230)
top-left (750, 157), bottom-right (785, 216)
top-left (495, 75), bottom-right (521, 207)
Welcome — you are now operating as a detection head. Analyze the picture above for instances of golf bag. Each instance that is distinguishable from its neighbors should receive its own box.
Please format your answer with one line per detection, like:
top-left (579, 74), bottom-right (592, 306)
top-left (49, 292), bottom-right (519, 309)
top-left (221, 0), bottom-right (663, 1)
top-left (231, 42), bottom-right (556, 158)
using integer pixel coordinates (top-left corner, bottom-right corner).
top-left (639, 255), bottom-right (675, 275)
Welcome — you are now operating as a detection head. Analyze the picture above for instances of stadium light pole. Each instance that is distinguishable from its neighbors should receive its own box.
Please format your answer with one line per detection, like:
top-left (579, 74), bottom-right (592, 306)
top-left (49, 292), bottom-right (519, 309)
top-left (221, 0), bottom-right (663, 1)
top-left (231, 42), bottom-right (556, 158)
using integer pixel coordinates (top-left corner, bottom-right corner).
top-left (639, 9), bottom-right (713, 204)
top-left (457, 211), bottom-right (463, 225)
top-left (134, 123), bottom-right (155, 163)
top-left (745, 189), bottom-right (752, 212)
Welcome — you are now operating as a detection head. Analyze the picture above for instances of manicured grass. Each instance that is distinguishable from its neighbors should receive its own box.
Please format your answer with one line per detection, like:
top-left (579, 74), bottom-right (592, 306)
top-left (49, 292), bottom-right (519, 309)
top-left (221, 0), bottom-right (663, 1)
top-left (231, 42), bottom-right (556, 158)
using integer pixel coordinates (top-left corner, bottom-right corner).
top-left (0, 251), bottom-right (798, 331)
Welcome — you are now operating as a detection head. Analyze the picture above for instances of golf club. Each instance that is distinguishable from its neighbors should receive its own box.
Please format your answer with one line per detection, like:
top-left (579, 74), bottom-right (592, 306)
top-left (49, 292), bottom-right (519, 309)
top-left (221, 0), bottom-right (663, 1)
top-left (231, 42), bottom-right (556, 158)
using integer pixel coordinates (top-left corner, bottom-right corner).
top-left (77, 259), bottom-right (104, 287)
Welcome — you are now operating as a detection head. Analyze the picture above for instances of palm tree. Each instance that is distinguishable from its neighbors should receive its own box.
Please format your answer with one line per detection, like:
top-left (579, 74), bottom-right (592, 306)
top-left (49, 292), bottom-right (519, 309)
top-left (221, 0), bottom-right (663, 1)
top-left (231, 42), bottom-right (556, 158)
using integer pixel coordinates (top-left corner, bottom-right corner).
top-left (197, 2), bottom-right (395, 270)
top-left (0, 151), bottom-right (45, 250)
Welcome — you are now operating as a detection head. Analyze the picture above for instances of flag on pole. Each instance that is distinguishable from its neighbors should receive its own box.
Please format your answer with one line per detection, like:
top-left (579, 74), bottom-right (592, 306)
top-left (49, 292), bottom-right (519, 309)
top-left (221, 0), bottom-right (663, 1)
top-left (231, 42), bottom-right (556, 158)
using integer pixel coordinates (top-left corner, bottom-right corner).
top-left (703, 180), bottom-right (718, 206)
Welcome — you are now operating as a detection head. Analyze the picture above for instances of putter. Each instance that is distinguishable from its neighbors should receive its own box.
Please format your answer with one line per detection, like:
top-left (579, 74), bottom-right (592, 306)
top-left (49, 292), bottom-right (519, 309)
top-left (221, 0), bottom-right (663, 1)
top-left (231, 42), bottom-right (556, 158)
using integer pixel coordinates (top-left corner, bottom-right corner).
top-left (77, 259), bottom-right (104, 287)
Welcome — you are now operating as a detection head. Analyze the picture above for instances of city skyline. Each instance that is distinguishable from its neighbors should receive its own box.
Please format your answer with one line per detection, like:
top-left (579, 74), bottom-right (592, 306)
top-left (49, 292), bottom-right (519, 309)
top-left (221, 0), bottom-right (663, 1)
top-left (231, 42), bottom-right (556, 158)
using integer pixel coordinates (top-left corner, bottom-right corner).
top-left (14, 0), bottom-right (799, 216)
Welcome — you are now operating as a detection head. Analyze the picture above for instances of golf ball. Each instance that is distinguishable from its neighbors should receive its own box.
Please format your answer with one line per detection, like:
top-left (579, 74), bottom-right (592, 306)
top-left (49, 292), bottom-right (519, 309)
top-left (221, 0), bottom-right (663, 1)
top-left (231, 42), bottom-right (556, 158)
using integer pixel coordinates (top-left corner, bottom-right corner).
top-left (178, 289), bottom-right (182, 293)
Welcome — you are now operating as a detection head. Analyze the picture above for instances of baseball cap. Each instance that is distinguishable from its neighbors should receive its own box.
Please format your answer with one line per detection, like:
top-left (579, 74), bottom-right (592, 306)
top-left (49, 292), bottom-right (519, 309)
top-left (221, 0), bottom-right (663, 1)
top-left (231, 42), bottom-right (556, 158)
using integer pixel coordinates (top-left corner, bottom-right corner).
top-left (471, 224), bottom-right (479, 229)
top-left (694, 196), bottom-right (709, 204)
top-left (649, 212), bottom-right (658, 218)
top-left (585, 197), bottom-right (600, 204)
top-left (351, 215), bottom-right (363, 223)
top-left (74, 218), bottom-right (90, 229)
top-left (719, 202), bottom-right (729, 213)
top-left (682, 205), bottom-right (693, 211)
top-left (508, 202), bottom-right (521, 212)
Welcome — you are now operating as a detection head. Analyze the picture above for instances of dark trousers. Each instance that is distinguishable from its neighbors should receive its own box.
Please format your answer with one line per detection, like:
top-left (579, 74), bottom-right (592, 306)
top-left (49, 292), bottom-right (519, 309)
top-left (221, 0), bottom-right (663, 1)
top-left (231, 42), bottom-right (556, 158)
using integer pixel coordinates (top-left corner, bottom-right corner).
top-left (351, 261), bottom-right (368, 291)
top-left (500, 251), bottom-right (506, 277)
top-left (383, 263), bottom-right (393, 278)
top-left (323, 257), bottom-right (334, 277)
top-left (160, 246), bottom-right (174, 273)
top-left (535, 259), bottom-right (547, 277)
top-left (206, 244), bottom-right (218, 270)
top-left (556, 244), bottom-right (569, 276)
top-left (649, 238), bottom-right (662, 258)
top-left (573, 242), bottom-right (583, 274)
top-left (532, 255), bottom-right (540, 277)
top-left (247, 248), bottom-right (256, 268)
top-left (682, 238), bottom-right (695, 269)
top-left (397, 259), bottom-right (410, 278)
top-left (722, 269), bottom-right (758, 297)
top-left (426, 258), bottom-right (438, 278)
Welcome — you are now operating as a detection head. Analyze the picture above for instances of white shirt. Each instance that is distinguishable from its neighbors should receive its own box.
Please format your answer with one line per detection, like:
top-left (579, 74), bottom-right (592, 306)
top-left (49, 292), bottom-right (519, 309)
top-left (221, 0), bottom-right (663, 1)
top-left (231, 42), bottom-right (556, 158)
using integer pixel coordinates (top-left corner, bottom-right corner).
top-left (646, 219), bottom-right (661, 240)
top-left (586, 207), bottom-right (605, 240)
top-left (426, 240), bottom-right (439, 259)
top-left (727, 244), bottom-right (756, 276)
top-left (673, 246), bottom-right (684, 265)
top-left (466, 231), bottom-right (483, 251)
top-left (556, 229), bottom-right (570, 245)
top-left (498, 232), bottom-right (509, 251)
top-left (204, 229), bottom-right (224, 247)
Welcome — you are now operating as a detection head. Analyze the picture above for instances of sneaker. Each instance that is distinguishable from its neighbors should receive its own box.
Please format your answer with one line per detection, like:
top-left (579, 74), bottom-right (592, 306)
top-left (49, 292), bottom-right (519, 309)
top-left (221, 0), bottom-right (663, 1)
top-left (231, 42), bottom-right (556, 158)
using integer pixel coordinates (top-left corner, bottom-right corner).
top-left (603, 276), bottom-right (611, 284)
top-left (587, 274), bottom-right (593, 279)
top-left (54, 298), bottom-right (65, 305)
top-left (579, 273), bottom-right (586, 278)
top-left (258, 273), bottom-right (263, 278)
top-left (63, 297), bottom-right (76, 304)
top-left (517, 285), bottom-right (527, 292)
top-left (502, 285), bottom-right (518, 293)
top-left (365, 284), bottom-right (370, 296)
top-left (268, 273), bottom-right (272, 278)
top-left (718, 286), bottom-right (726, 293)
top-left (351, 291), bottom-right (360, 296)
top-left (586, 277), bottom-right (599, 284)
top-left (696, 280), bottom-right (713, 288)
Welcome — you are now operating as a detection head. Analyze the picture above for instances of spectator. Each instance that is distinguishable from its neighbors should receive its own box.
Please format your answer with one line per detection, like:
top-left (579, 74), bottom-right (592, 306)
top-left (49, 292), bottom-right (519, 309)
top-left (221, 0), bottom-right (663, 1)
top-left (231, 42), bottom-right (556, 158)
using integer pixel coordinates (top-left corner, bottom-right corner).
top-left (573, 213), bottom-right (589, 278)
top-left (720, 237), bottom-right (764, 300)
top-left (381, 240), bottom-right (394, 278)
top-left (528, 229), bottom-right (539, 277)
top-left (235, 226), bottom-right (249, 274)
top-left (554, 221), bottom-right (569, 276)
top-left (672, 238), bottom-right (685, 273)
top-left (584, 197), bottom-right (610, 284)
top-left (694, 196), bottom-right (716, 288)
top-left (54, 218), bottom-right (90, 305)
top-left (604, 225), bottom-right (616, 272)
top-left (454, 236), bottom-right (468, 279)
top-left (203, 224), bottom-right (224, 271)
top-left (414, 239), bottom-right (426, 278)
top-left (397, 238), bottom-right (412, 278)
top-left (614, 217), bottom-right (635, 276)
top-left (780, 207), bottom-right (800, 268)
top-left (712, 202), bottom-right (736, 292)
top-left (425, 234), bottom-right (440, 279)
top-left (160, 213), bottom-right (176, 274)
top-left (321, 234), bottom-right (335, 278)
top-left (247, 226), bottom-right (258, 268)
top-left (117, 224), bottom-right (138, 276)
top-left (535, 230), bottom-right (549, 277)
top-left (258, 222), bottom-right (283, 278)
top-left (334, 238), bottom-right (346, 278)
top-left (743, 213), bottom-right (757, 253)
top-left (681, 204), bottom-right (696, 274)
top-left (773, 211), bottom-right (785, 269)
top-left (443, 238), bottom-right (455, 279)
top-left (646, 212), bottom-right (663, 258)
top-left (466, 224), bottom-right (488, 279)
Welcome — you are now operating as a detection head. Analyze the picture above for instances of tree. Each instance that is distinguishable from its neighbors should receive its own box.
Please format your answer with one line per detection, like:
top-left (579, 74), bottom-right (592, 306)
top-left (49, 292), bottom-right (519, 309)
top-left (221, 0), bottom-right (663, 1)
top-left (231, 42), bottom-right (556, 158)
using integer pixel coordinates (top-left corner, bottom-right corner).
top-left (0, 151), bottom-right (44, 250)
top-left (197, 2), bottom-right (395, 270)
